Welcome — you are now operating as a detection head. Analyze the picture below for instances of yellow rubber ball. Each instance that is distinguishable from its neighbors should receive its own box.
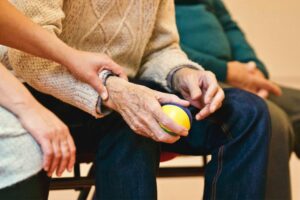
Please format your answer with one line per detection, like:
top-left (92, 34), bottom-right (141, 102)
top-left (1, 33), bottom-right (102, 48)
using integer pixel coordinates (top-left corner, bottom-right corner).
top-left (161, 104), bottom-right (192, 135)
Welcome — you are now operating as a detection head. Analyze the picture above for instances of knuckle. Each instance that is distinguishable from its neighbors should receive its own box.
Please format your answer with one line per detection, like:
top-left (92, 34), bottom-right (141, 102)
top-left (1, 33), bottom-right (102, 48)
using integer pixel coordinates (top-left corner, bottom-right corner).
top-left (160, 118), bottom-right (170, 127)
top-left (57, 126), bottom-right (66, 133)
top-left (149, 104), bottom-right (160, 114)
top-left (44, 130), bottom-right (53, 139)
top-left (156, 133), bottom-right (167, 142)
top-left (208, 71), bottom-right (216, 78)
top-left (45, 150), bottom-right (54, 157)
top-left (62, 125), bottom-right (70, 132)
top-left (70, 146), bottom-right (76, 155)
top-left (55, 152), bottom-right (62, 159)
top-left (63, 152), bottom-right (70, 158)
top-left (131, 125), bottom-right (139, 133)
top-left (156, 135), bottom-right (164, 142)
top-left (69, 144), bottom-right (77, 153)
top-left (135, 125), bottom-right (144, 134)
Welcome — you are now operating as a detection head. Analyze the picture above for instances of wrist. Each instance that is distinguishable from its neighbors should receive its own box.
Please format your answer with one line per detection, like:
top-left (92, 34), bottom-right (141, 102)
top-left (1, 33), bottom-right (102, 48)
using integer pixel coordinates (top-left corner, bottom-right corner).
top-left (101, 76), bottom-right (129, 109)
top-left (56, 46), bottom-right (80, 69)
top-left (226, 62), bottom-right (236, 83)
top-left (106, 76), bottom-right (128, 88)
top-left (11, 96), bottom-right (41, 118)
top-left (173, 67), bottom-right (199, 91)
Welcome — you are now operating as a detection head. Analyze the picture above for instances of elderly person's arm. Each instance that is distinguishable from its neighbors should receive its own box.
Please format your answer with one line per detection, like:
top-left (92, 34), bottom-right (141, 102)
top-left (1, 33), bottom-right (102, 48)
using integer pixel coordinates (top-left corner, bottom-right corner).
top-left (138, 0), bottom-right (224, 120)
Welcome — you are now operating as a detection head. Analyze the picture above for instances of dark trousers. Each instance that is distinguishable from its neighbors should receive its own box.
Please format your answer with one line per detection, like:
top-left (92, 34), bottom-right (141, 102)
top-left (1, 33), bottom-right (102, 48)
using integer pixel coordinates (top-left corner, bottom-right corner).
top-left (269, 86), bottom-right (300, 157)
top-left (26, 82), bottom-right (271, 200)
top-left (0, 171), bottom-right (50, 200)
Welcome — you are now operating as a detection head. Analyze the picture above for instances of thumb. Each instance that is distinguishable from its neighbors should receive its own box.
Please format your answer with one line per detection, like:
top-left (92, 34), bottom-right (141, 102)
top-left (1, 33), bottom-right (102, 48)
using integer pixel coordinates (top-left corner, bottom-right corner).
top-left (89, 75), bottom-right (109, 100)
top-left (247, 61), bottom-right (257, 72)
top-left (104, 60), bottom-right (128, 81)
top-left (156, 91), bottom-right (190, 107)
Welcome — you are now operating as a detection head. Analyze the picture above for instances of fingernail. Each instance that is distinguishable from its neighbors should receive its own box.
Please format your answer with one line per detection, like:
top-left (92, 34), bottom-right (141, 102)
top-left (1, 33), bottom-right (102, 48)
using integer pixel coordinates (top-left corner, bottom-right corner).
top-left (211, 105), bottom-right (217, 112)
top-left (182, 130), bottom-right (188, 135)
top-left (101, 93), bottom-right (108, 100)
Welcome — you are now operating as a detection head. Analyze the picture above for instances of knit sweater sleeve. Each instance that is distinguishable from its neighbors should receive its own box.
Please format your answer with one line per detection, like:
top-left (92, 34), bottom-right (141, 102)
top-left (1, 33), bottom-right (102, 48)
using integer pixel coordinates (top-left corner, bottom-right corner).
top-left (138, 0), bottom-right (203, 90)
top-left (213, 0), bottom-right (269, 78)
top-left (8, 0), bottom-right (102, 118)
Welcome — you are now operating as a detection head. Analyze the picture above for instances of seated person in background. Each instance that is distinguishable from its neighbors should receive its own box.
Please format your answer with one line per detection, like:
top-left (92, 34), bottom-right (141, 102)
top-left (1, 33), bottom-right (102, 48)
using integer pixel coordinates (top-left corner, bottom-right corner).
top-left (7, 0), bottom-right (272, 199)
top-left (0, 1), bottom-right (126, 199)
top-left (175, 0), bottom-right (299, 199)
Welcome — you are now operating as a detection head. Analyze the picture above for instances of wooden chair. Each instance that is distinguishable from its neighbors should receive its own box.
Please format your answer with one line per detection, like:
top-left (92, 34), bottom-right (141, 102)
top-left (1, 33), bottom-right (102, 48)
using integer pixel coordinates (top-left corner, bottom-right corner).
top-left (50, 153), bottom-right (207, 200)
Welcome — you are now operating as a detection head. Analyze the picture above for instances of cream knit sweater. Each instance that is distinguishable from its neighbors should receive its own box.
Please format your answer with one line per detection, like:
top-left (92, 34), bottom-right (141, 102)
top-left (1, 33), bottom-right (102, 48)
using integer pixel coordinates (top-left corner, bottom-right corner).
top-left (9, 0), bottom-right (203, 118)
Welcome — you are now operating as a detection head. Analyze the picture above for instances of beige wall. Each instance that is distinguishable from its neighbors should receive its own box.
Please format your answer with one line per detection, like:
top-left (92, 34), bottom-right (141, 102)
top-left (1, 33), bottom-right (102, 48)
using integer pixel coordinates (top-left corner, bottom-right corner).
top-left (222, 1), bottom-right (300, 199)
top-left (223, 0), bottom-right (300, 88)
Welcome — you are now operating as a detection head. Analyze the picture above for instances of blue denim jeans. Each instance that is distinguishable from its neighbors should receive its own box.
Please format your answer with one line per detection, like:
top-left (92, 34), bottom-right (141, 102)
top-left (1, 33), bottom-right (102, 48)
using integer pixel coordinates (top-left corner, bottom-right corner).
top-left (27, 84), bottom-right (270, 200)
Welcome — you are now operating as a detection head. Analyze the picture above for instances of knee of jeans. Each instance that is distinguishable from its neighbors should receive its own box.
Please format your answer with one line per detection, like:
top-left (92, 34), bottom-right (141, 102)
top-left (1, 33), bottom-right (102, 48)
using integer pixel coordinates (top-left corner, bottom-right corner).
top-left (224, 88), bottom-right (269, 117)
top-left (222, 88), bottom-right (271, 132)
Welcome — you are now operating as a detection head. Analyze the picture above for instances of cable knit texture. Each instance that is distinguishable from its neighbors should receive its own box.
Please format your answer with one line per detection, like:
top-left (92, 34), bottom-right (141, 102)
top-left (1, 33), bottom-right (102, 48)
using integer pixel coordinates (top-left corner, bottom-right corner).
top-left (8, 0), bottom-right (203, 118)
top-left (0, 46), bottom-right (10, 70)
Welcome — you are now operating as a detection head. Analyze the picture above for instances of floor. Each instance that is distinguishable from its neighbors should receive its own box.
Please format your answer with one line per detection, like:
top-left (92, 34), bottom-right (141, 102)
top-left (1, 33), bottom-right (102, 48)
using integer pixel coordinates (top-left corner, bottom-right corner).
top-left (49, 154), bottom-right (300, 200)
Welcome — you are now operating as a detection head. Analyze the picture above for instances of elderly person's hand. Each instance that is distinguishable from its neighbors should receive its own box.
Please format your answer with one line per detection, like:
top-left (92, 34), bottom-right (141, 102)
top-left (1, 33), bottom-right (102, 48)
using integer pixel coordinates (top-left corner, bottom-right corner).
top-left (103, 77), bottom-right (190, 143)
top-left (172, 68), bottom-right (225, 120)
top-left (15, 100), bottom-right (76, 177)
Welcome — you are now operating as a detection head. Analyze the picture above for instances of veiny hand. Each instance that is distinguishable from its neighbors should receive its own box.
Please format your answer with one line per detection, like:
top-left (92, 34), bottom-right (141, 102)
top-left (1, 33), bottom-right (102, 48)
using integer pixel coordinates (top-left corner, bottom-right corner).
top-left (104, 77), bottom-right (190, 144)
top-left (227, 61), bottom-right (281, 98)
top-left (65, 50), bottom-right (128, 100)
top-left (16, 100), bottom-right (76, 177)
top-left (173, 68), bottom-right (224, 120)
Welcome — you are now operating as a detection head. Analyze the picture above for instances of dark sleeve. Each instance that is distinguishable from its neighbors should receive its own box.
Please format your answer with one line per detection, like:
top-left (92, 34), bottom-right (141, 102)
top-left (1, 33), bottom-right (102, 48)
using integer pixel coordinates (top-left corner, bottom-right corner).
top-left (180, 43), bottom-right (228, 81)
top-left (212, 0), bottom-right (269, 78)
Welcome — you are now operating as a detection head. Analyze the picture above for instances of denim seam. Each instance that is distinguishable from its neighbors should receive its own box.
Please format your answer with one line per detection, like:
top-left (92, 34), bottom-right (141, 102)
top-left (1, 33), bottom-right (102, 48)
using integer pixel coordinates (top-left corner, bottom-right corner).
top-left (220, 123), bottom-right (233, 140)
top-left (211, 145), bottom-right (224, 200)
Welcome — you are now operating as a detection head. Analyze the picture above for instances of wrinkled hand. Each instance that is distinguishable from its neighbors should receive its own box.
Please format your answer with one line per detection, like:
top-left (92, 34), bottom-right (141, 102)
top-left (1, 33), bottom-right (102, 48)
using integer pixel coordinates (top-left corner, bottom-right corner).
top-left (103, 77), bottom-right (190, 143)
top-left (227, 61), bottom-right (281, 98)
top-left (16, 100), bottom-right (76, 177)
top-left (173, 68), bottom-right (224, 120)
top-left (65, 50), bottom-right (128, 100)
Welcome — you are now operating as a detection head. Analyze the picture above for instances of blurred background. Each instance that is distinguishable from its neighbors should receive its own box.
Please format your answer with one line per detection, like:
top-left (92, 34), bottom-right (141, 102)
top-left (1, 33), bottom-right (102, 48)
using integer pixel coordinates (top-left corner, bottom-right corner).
top-left (50, 0), bottom-right (300, 199)
top-left (224, 0), bottom-right (300, 88)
